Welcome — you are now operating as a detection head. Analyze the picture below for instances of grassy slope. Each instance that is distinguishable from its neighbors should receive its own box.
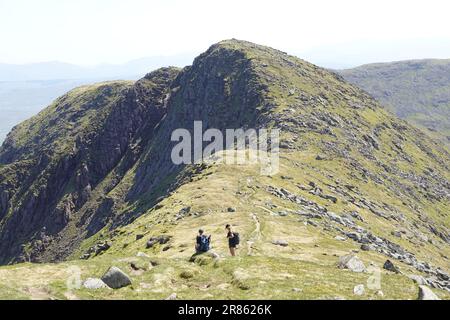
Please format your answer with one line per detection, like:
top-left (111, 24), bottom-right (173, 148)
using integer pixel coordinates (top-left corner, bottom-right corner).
top-left (0, 152), bottom-right (448, 300)
top-left (339, 59), bottom-right (450, 145)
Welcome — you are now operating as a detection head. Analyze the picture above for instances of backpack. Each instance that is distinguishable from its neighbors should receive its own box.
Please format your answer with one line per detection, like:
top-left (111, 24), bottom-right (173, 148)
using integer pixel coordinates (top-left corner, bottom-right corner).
top-left (233, 232), bottom-right (240, 246)
top-left (199, 235), bottom-right (210, 252)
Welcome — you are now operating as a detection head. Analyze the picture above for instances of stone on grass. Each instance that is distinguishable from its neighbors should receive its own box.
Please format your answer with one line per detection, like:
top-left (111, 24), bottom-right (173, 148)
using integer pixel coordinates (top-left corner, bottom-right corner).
top-left (272, 240), bottom-right (289, 247)
top-left (136, 252), bottom-right (150, 258)
top-left (146, 235), bottom-right (172, 249)
top-left (165, 293), bottom-right (177, 300)
top-left (83, 278), bottom-right (107, 290)
top-left (101, 266), bottom-right (132, 289)
top-left (409, 275), bottom-right (427, 285)
top-left (383, 260), bottom-right (400, 274)
top-left (353, 284), bottom-right (365, 296)
top-left (418, 285), bottom-right (440, 300)
top-left (338, 255), bottom-right (366, 273)
top-left (180, 270), bottom-right (195, 279)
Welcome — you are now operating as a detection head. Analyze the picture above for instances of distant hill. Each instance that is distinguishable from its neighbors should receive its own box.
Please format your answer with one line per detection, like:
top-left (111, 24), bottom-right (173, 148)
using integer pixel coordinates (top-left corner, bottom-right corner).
top-left (0, 55), bottom-right (194, 81)
top-left (339, 59), bottom-right (450, 145)
top-left (0, 54), bottom-right (195, 143)
top-left (0, 79), bottom-right (102, 142)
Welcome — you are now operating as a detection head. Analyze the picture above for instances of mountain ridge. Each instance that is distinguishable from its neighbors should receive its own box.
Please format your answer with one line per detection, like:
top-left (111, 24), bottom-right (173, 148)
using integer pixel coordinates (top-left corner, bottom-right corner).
top-left (0, 40), bottom-right (449, 299)
top-left (0, 54), bottom-right (194, 82)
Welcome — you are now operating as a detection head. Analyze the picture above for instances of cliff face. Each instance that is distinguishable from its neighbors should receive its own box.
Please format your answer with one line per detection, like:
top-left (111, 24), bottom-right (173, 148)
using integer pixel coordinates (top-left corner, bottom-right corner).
top-left (0, 68), bottom-right (179, 263)
top-left (0, 39), bottom-right (448, 286)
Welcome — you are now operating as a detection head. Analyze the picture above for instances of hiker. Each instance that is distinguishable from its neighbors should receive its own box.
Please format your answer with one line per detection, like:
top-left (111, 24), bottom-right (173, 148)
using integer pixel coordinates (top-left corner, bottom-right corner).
top-left (226, 224), bottom-right (240, 256)
top-left (195, 229), bottom-right (211, 253)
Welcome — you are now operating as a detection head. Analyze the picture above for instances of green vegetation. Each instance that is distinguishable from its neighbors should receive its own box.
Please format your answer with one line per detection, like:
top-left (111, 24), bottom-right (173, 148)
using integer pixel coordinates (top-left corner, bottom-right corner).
top-left (339, 59), bottom-right (450, 146)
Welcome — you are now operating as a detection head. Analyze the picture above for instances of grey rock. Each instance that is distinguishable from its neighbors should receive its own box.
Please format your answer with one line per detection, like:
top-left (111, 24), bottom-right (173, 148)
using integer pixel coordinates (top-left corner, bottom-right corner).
top-left (83, 278), bottom-right (107, 290)
top-left (409, 274), bottom-right (427, 285)
top-left (383, 260), bottom-right (400, 274)
top-left (338, 255), bottom-right (366, 273)
top-left (80, 253), bottom-right (91, 260)
top-left (349, 211), bottom-right (364, 222)
top-left (436, 269), bottom-right (450, 281)
top-left (272, 240), bottom-right (289, 247)
top-left (81, 241), bottom-right (111, 259)
top-left (278, 211), bottom-right (289, 217)
top-left (307, 220), bottom-right (318, 227)
top-left (165, 293), bottom-right (177, 300)
top-left (391, 231), bottom-right (402, 238)
top-left (101, 266), bottom-right (132, 289)
top-left (418, 285), bottom-right (440, 300)
top-left (335, 236), bottom-right (347, 241)
top-left (146, 235), bottom-right (172, 248)
top-left (316, 155), bottom-right (327, 161)
top-left (135, 234), bottom-right (144, 241)
top-left (136, 251), bottom-right (150, 258)
top-left (346, 232), bottom-right (361, 241)
top-left (353, 284), bottom-right (365, 296)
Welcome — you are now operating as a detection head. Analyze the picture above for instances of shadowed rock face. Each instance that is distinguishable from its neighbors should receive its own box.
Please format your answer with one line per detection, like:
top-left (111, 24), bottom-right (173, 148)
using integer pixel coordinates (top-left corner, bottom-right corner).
top-left (0, 68), bottom-right (180, 264)
top-left (0, 40), bottom-right (448, 272)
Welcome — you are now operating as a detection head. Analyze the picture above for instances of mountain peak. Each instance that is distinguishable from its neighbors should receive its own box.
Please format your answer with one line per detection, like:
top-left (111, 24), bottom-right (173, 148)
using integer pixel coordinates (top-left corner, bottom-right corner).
top-left (0, 41), bottom-right (449, 300)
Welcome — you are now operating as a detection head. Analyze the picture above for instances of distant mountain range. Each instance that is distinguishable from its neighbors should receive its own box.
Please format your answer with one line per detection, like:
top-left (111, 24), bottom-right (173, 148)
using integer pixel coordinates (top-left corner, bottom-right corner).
top-left (339, 59), bottom-right (450, 145)
top-left (0, 54), bottom-right (195, 81)
top-left (0, 79), bottom-right (101, 142)
top-left (0, 54), bottom-right (195, 143)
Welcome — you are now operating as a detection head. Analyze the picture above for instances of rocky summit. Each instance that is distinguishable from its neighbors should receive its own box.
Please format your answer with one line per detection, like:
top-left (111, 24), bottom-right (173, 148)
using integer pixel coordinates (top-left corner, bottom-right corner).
top-left (0, 40), bottom-right (449, 300)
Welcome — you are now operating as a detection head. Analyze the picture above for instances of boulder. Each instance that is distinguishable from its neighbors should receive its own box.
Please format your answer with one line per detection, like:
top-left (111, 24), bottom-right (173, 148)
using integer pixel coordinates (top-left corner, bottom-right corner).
top-left (83, 278), bottom-right (107, 290)
top-left (135, 234), bottom-right (144, 241)
top-left (136, 252), bottom-right (150, 258)
top-left (272, 240), bottom-right (289, 247)
top-left (101, 266), bottom-right (132, 289)
top-left (146, 235), bottom-right (172, 249)
top-left (130, 261), bottom-right (148, 271)
top-left (165, 293), bottom-right (177, 300)
top-left (391, 231), bottom-right (402, 238)
top-left (383, 260), bottom-right (400, 273)
top-left (338, 255), bottom-right (366, 273)
top-left (353, 284), bottom-right (365, 296)
top-left (316, 154), bottom-right (327, 161)
top-left (418, 285), bottom-right (440, 300)
top-left (409, 274), bottom-right (427, 285)
top-left (180, 270), bottom-right (195, 279)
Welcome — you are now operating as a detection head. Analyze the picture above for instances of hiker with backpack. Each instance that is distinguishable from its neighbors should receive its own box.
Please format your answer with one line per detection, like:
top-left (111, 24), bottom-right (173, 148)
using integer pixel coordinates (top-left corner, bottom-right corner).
top-left (195, 229), bottom-right (211, 253)
top-left (226, 224), bottom-right (240, 256)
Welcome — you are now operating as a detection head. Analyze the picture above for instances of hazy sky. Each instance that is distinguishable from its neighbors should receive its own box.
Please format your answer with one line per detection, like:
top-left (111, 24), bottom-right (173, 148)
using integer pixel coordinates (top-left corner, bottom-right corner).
top-left (1, 0), bottom-right (450, 67)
